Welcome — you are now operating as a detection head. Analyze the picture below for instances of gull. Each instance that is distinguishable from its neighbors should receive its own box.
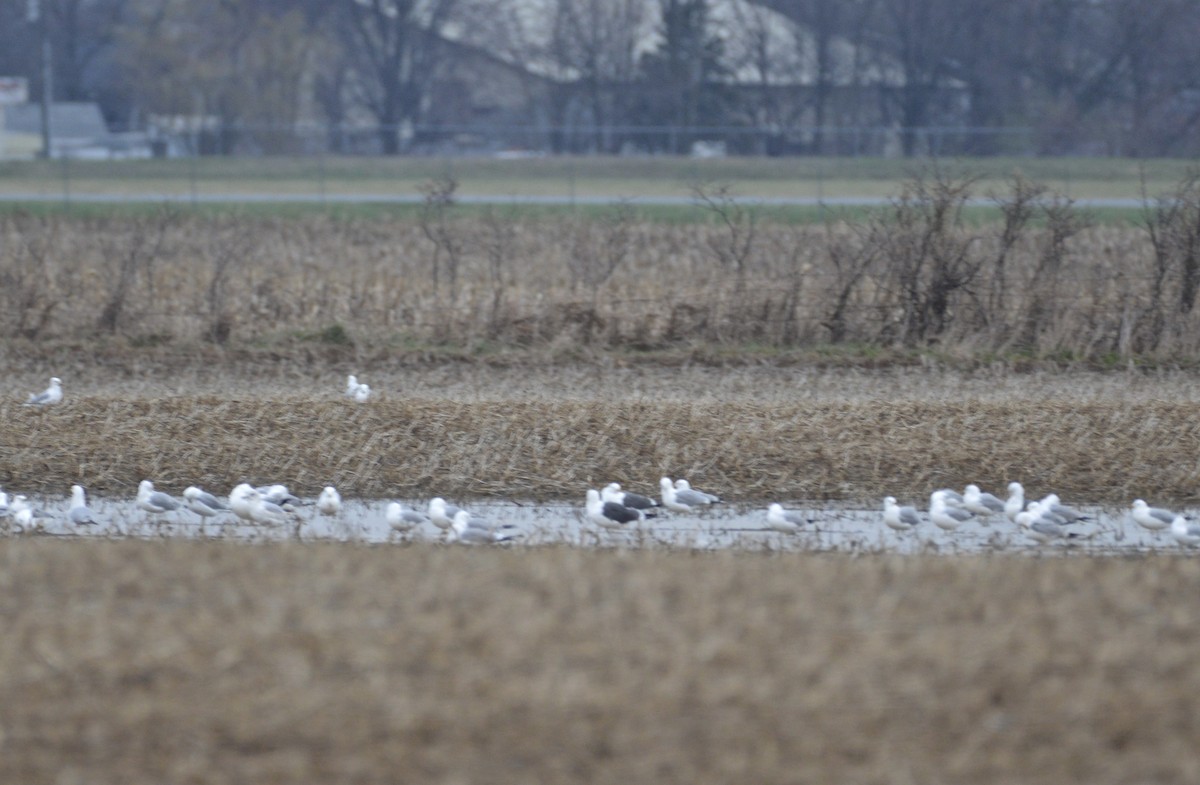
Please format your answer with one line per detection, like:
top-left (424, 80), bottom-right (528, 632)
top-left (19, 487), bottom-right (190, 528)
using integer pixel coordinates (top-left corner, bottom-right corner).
top-left (586, 488), bottom-right (645, 529)
top-left (1004, 482), bottom-right (1027, 522)
top-left (136, 480), bottom-right (181, 515)
top-left (428, 497), bottom-right (464, 530)
top-left (68, 485), bottom-right (99, 526)
top-left (184, 486), bottom-right (229, 521)
top-left (317, 486), bottom-right (342, 516)
top-left (934, 487), bottom-right (965, 506)
top-left (229, 483), bottom-right (257, 522)
top-left (0, 490), bottom-right (8, 517)
top-left (930, 490), bottom-right (974, 531)
top-left (354, 384), bottom-right (372, 403)
top-left (1130, 499), bottom-right (1177, 532)
top-left (247, 489), bottom-right (289, 526)
top-left (1039, 493), bottom-right (1090, 523)
top-left (659, 477), bottom-right (693, 513)
top-left (24, 377), bottom-right (62, 406)
top-left (963, 484), bottom-right (1005, 516)
top-left (883, 496), bottom-right (920, 532)
top-left (674, 479), bottom-right (721, 504)
top-left (346, 374), bottom-right (361, 397)
top-left (256, 484), bottom-right (302, 510)
top-left (1170, 516), bottom-right (1200, 548)
top-left (766, 503), bottom-right (811, 534)
top-left (11, 496), bottom-right (36, 532)
top-left (602, 482), bottom-right (660, 511)
top-left (1016, 509), bottom-right (1069, 544)
top-left (386, 502), bottom-right (428, 533)
top-left (448, 510), bottom-right (519, 544)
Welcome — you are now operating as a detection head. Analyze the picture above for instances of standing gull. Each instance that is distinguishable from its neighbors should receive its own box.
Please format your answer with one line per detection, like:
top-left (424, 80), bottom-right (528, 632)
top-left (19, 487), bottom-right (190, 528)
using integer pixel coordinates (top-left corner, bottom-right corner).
top-left (24, 377), bottom-right (63, 406)
top-left (586, 488), bottom-right (644, 529)
top-left (136, 480), bottom-right (181, 515)
top-left (68, 485), bottom-right (99, 526)
top-left (883, 496), bottom-right (920, 532)
top-left (229, 484), bottom-right (257, 522)
top-left (0, 490), bottom-right (8, 518)
top-left (346, 374), bottom-right (361, 397)
top-left (354, 384), bottom-right (372, 403)
top-left (10, 495), bottom-right (37, 532)
top-left (317, 486), bottom-right (342, 516)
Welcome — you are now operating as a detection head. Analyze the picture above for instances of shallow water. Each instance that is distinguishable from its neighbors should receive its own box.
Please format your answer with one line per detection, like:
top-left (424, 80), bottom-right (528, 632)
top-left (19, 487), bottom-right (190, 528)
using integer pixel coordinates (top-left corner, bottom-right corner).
top-left (3, 495), bottom-right (1193, 555)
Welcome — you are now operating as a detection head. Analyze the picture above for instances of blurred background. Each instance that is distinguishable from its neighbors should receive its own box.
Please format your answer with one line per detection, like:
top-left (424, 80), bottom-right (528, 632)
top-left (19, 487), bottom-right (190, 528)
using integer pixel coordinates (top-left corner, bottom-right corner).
top-left (1, 0), bottom-right (1198, 164)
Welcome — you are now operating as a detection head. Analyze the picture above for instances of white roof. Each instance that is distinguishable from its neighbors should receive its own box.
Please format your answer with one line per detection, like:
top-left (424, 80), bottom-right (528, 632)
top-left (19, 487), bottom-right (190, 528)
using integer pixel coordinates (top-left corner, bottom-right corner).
top-left (440, 0), bottom-right (909, 87)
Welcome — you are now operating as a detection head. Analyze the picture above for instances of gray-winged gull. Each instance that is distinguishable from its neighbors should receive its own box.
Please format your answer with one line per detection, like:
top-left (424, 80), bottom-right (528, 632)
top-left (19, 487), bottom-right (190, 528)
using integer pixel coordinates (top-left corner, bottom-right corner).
top-left (1130, 499), bottom-right (1176, 532)
top-left (930, 490), bottom-right (974, 531)
top-left (184, 486), bottom-right (229, 520)
top-left (428, 497), bottom-right (463, 530)
top-left (963, 484), bottom-right (1005, 515)
top-left (766, 503), bottom-right (810, 533)
top-left (674, 479), bottom-right (721, 504)
top-left (883, 496), bottom-right (920, 532)
top-left (1170, 516), bottom-right (1200, 547)
top-left (137, 480), bottom-right (181, 515)
top-left (448, 510), bottom-right (520, 544)
top-left (24, 377), bottom-right (62, 406)
top-left (69, 485), bottom-right (99, 526)
top-left (386, 502), bottom-right (428, 532)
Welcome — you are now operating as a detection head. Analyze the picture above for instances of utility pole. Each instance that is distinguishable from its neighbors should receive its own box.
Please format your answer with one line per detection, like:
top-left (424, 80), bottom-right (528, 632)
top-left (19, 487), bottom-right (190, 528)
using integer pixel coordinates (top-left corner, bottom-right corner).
top-left (27, 0), bottom-right (52, 159)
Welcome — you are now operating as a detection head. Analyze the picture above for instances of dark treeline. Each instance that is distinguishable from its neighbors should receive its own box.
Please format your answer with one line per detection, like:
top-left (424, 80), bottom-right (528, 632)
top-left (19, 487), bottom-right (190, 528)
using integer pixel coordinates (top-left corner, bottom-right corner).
top-left (1, 0), bottom-right (1198, 157)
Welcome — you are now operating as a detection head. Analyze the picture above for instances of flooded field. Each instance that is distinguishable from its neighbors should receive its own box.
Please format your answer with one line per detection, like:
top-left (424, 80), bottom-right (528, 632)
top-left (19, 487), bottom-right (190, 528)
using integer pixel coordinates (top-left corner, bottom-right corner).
top-left (7, 493), bottom-right (1192, 555)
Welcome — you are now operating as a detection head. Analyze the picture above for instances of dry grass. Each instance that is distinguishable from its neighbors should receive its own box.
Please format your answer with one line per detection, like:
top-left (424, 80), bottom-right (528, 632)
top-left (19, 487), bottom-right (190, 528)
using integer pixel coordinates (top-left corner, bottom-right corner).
top-left (2, 540), bottom-right (1198, 784)
top-left (5, 387), bottom-right (1200, 504)
top-left (1, 189), bottom-right (1197, 361)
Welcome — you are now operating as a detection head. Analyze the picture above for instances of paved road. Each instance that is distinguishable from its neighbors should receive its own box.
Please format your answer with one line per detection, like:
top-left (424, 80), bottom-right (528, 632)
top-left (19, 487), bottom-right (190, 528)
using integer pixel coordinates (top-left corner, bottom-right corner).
top-left (0, 191), bottom-right (1148, 208)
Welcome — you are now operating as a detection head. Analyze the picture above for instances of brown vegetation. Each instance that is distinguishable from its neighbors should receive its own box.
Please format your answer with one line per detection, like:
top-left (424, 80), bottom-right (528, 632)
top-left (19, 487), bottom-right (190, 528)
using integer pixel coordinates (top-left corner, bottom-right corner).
top-left (4, 173), bottom-right (1200, 362)
top-left (5, 388), bottom-right (1200, 504)
top-left (2, 540), bottom-right (1199, 784)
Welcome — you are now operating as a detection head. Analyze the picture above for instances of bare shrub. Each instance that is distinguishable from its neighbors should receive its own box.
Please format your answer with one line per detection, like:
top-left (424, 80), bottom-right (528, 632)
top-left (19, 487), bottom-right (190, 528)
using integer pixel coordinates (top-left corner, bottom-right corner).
top-left (96, 207), bottom-right (179, 335)
top-left (874, 171), bottom-right (983, 346)
top-left (692, 182), bottom-right (757, 295)
top-left (0, 213), bottom-right (61, 339)
top-left (418, 175), bottom-right (464, 302)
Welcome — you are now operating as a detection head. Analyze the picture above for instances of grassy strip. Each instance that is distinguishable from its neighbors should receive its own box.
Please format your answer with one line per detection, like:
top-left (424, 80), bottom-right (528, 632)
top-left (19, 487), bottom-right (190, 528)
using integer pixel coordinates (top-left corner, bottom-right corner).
top-left (2, 540), bottom-right (1198, 784)
top-left (5, 396), bottom-right (1200, 503)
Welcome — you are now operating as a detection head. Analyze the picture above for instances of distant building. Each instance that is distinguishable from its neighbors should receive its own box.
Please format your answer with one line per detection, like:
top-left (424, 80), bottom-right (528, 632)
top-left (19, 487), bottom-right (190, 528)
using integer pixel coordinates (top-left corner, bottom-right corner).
top-left (1, 102), bottom-right (152, 159)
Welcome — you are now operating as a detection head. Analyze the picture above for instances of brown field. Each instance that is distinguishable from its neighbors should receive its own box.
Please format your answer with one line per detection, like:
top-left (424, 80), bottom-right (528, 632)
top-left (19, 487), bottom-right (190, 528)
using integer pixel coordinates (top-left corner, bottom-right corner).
top-left (1, 171), bottom-right (1199, 363)
top-left (4, 362), bottom-right (1200, 504)
top-left (2, 540), bottom-right (1198, 784)
top-left (5, 187), bottom-right (1200, 784)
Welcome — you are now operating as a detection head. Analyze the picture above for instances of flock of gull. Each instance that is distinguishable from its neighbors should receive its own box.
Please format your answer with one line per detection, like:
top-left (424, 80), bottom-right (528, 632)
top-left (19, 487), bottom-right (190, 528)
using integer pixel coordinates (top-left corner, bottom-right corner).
top-left (12, 374), bottom-right (1200, 550)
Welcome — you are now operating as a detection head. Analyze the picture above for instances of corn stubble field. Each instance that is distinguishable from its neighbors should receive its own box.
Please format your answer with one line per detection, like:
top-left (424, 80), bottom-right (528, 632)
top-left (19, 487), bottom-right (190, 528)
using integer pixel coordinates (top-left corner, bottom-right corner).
top-left (5, 171), bottom-right (1200, 781)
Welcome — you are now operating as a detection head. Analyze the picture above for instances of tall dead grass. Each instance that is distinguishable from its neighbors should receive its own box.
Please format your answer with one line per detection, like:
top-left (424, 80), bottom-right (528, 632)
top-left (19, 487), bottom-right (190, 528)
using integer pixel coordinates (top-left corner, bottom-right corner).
top-left (2, 540), bottom-right (1199, 784)
top-left (5, 394), bottom-right (1200, 503)
top-left (3, 171), bottom-right (1200, 360)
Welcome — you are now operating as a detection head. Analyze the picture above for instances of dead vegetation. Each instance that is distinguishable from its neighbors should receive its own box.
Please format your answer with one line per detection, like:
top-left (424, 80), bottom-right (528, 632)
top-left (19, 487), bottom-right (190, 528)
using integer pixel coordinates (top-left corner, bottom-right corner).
top-left (5, 388), bottom-right (1200, 504)
top-left (2, 540), bottom-right (1198, 784)
top-left (4, 170), bottom-right (1200, 362)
